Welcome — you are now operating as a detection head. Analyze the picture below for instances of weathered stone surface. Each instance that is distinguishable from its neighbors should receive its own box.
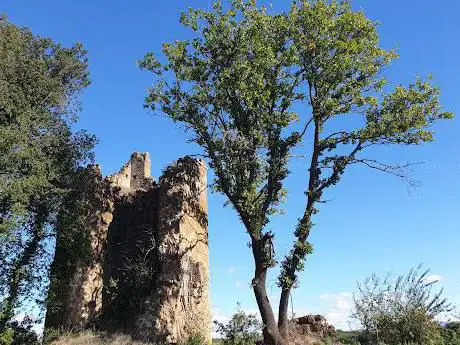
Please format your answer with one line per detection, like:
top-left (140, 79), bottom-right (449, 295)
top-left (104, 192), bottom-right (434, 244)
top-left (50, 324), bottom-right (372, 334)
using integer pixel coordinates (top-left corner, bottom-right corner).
top-left (46, 165), bottom-right (115, 329)
top-left (135, 157), bottom-right (210, 344)
top-left (46, 153), bottom-right (211, 344)
top-left (289, 315), bottom-right (335, 345)
top-left (107, 152), bottom-right (154, 192)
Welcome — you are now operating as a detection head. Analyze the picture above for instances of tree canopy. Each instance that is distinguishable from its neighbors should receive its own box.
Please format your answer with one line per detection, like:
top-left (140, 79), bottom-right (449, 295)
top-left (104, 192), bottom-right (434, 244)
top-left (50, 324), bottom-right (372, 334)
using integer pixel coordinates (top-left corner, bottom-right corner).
top-left (0, 15), bottom-right (95, 332)
top-left (140, 1), bottom-right (453, 344)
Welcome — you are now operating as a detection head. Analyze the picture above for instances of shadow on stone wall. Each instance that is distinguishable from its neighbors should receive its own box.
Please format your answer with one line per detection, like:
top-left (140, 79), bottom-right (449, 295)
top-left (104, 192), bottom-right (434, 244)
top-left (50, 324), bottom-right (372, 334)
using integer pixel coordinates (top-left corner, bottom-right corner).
top-left (46, 165), bottom-right (114, 330)
top-left (133, 157), bottom-right (210, 344)
top-left (46, 155), bottom-right (211, 344)
top-left (101, 187), bottom-right (160, 331)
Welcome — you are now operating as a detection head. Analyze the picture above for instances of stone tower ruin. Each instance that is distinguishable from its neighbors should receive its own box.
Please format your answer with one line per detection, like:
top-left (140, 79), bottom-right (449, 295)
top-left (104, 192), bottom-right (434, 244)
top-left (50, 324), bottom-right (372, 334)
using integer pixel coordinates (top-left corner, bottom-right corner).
top-left (46, 153), bottom-right (211, 344)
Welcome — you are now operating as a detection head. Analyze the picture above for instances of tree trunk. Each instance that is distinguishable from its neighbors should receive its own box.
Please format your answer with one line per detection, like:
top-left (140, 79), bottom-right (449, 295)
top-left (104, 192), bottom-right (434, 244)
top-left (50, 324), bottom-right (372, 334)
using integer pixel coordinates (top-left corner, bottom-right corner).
top-left (0, 235), bottom-right (40, 329)
top-left (277, 118), bottom-right (322, 341)
top-left (278, 288), bottom-right (291, 339)
top-left (251, 238), bottom-right (286, 345)
top-left (0, 208), bottom-right (46, 330)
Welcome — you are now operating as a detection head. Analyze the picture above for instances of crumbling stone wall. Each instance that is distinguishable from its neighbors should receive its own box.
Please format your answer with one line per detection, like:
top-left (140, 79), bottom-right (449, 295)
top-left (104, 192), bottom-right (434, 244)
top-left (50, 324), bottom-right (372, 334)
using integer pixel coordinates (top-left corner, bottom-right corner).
top-left (46, 153), bottom-right (211, 344)
top-left (46, 165), bottom-right (115, 329)
top-left (101, 186), bottom-right (160, 331)
top-left (135, 158), bottom-right (211, 344)
top-left (107, 152), bottom-right (153, 191)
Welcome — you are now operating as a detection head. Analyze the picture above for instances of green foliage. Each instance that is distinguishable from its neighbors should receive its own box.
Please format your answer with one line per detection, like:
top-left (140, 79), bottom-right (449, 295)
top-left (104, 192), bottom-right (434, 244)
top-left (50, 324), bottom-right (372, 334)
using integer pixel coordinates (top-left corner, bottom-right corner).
top-left (181, 333), bottom-right (208, 345)
top-left (140, 0), bottom-right (300, 240)
top-left (331, 324), bottom-right (460, 345)
top-left (376, 308), bottom-right (442, 345)
top-left (0, 320), bottom-right (38, 345)
top-left (214, 306), bottom-right (262, 345)
top-left (353, 265), bottom-right (453, 345)
top-left (0, 328), bottom-right (13, 345)
top-left (278, 0), bottom-right (452, 292)
top-left (8, 322), bottom-right (38, 345)
top-left (335, 330), bottom-right (361, 345)
top-left (46, 167), bottom-right (107, 323)
top-left (0, 15), bottom-right (95, 328)
top-left (0, 16), bottom-right (94, 232)
top-left (140, 0), bottom-right (452, 341)
top-left (441, 322), bottom-right (460, 345)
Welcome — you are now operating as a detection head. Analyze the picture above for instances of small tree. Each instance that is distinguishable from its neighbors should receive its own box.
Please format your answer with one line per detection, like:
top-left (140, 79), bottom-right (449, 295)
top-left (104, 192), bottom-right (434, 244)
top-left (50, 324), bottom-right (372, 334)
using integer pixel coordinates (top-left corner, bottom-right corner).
top-left (214, 306), bottom-right (262, 345)
top-left (353, 265), bottom-right (453, 345)
top-left (140, 1), bottom-right (452, 344)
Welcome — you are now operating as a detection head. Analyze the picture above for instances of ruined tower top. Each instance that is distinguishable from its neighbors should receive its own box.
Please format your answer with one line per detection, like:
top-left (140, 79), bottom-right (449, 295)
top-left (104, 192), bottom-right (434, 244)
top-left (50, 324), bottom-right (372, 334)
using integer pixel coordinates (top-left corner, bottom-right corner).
top-left (108, 152), bottom-right (153, 190)
top-left (46, 152), bottom-right (211, 343)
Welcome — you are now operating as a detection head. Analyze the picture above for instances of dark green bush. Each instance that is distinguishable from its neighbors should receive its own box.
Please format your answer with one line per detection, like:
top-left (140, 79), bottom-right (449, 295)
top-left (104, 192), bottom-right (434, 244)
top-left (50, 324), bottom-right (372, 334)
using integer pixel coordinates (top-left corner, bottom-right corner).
top-left (0, 322), bottom-right (38, 345)
top-left (441, 322), bottom-right (460, 345)
top-left (182, 333), bottom-right (208, 345)
top-left (0, 328), bottom-right (13, 345)
top-left (336, 330), bottom-right (361, 345)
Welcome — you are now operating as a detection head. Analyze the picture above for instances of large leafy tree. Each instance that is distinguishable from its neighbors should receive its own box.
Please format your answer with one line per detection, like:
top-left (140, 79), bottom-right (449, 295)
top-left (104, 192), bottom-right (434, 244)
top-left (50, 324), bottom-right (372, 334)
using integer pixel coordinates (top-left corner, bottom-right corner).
top-left (140, 1), bottom-right (452, 344)
top-left (0, 15), bottom-right (95, 330)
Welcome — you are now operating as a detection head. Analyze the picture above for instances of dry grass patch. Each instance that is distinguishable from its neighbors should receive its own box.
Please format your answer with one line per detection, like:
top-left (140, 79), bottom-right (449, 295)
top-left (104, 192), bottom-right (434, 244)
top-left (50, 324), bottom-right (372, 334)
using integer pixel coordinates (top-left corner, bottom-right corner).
top-left (48, 331), bottom-right (151, 345)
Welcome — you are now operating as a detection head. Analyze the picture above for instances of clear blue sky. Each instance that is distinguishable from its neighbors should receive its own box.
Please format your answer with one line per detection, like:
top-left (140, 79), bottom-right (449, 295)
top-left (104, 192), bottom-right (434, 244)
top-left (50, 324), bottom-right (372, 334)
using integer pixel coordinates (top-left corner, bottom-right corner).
top-left (3, 0), bottom-right (459, 330)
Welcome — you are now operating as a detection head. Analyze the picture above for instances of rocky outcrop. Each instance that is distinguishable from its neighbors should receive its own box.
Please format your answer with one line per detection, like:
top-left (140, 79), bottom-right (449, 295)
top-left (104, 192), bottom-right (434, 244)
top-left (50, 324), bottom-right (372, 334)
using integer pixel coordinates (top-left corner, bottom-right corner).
top-left (289, 315), bottom-right (336, 345)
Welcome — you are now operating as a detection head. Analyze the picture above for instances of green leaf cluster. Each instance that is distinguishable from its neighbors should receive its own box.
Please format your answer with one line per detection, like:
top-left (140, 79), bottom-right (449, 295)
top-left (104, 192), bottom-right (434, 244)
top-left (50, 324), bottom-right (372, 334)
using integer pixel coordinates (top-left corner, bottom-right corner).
top-left (441, 322), bottom-right (460, 345)
top-left (0, 16), bottom-right (95, 328)
top-left (214, 305), bottom-right (262, 345)
top-left (140, 1), bottom-right (302, 240)
top-left (140, 1), bottom-right (453, 340)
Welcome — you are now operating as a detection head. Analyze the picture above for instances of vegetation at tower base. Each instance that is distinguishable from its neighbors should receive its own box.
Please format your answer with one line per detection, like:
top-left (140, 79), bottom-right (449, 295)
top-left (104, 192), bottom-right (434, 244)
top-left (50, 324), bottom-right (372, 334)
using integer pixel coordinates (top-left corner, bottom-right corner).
top-left (0, 14), bottom-right (95, 341)
top-left (140, 1), bottom-right (453, 344)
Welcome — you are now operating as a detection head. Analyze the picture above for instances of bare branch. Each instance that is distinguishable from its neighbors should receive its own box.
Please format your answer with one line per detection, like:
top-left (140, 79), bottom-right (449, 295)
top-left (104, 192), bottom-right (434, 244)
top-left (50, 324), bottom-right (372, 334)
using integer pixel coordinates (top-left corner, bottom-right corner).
top-left (351, 158), bottom-right (422, 191)
top-left (352, 159), bottom-right (422, 177)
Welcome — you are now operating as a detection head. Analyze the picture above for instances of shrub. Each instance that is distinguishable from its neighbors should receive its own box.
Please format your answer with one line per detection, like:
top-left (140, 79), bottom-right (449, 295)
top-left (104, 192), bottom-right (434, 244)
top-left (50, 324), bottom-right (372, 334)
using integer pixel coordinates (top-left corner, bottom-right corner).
top-left (441, 322), bottom-right (460, 345)
top-left (182, 333), bottom-right (208, 345)
top-left (0, 328), bottom-right (13, 345)
top-left (336, 330), bottom-right (361, 345)
top-left (0, 321), bottom-right (38, 345)
top-left (375, 308), bottom-right (442, 345)
top-left (353, 265), bottom-right (452, 345)
top-left (214, 306), bottom-right (261, 345)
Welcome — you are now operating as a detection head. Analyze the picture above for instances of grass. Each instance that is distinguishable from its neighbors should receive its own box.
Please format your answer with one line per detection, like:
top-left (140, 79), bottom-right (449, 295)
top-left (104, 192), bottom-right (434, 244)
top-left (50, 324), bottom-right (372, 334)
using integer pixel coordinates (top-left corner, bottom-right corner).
top-left (47, 331), bottom-right (152, 345)
top-left (46, 331), bottom-right (217, 345)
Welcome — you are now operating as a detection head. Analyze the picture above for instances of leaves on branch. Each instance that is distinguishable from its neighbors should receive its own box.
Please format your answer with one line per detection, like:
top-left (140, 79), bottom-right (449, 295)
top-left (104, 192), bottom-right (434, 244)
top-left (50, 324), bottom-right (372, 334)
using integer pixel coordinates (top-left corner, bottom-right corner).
top-left (140, 0), bottom-right (453, 327)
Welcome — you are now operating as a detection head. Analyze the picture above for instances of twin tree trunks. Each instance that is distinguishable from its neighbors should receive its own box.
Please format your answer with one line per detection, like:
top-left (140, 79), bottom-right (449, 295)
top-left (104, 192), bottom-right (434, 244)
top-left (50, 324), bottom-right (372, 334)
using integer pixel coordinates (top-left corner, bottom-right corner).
top-left (45, 153), bottom-right (211, 344)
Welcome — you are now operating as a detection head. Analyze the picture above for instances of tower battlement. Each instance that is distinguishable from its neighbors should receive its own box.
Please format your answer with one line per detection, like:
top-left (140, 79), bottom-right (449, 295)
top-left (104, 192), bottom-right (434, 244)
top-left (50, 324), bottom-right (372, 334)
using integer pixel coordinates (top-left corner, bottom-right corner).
top-left (107, 152), bottom-right (153, 190)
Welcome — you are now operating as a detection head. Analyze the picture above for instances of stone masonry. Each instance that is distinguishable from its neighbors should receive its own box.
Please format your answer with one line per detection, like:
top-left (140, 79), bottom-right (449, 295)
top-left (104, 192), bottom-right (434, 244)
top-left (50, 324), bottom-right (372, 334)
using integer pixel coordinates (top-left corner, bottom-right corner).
top-left (45, 153), bottom-right (211, 344)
